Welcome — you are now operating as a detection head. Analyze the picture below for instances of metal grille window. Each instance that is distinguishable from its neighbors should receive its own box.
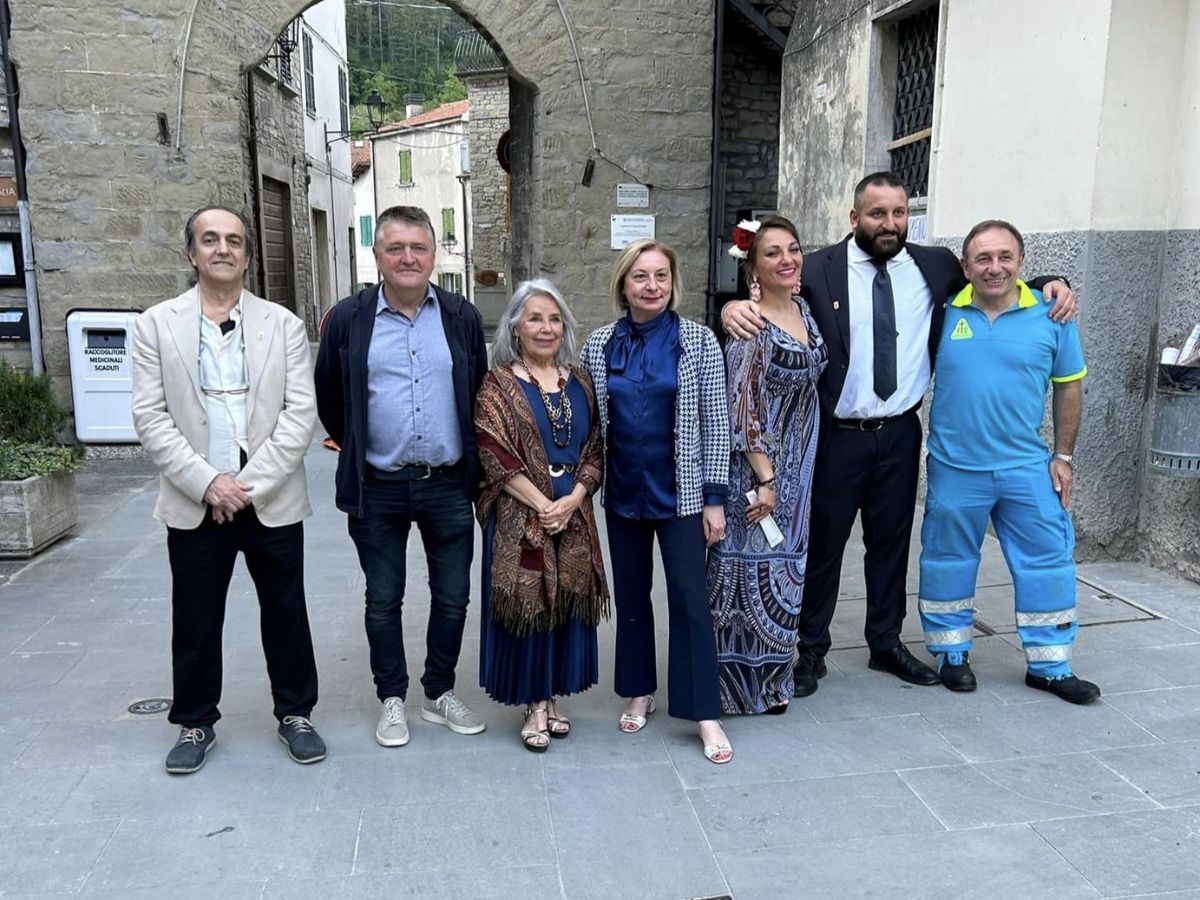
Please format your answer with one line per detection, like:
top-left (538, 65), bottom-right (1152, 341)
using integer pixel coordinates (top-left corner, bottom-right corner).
top-left (359, 215), bottom-right (372, 247)
top-left (302, 31), bottom-right (316, 116)
top-left (889, 5), bottom-right (938, 197)
top-left (441, 208), bottom-right (456, 243)
top-left (398, 149), bottom-right (413, 184)
top-left (338, 67), bottom-right (349, 134)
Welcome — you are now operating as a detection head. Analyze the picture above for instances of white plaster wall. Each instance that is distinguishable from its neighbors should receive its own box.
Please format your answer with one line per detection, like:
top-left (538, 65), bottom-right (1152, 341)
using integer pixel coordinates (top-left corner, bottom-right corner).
top-left (353, 159), bottom-right (378, 288)
top-left (373, 116), bottom-right (470, 292)
top-left (1170, 0), bottom-right (1200, 229)
top-left (929, 0), bottom-right (1111, 237)
top-left (301, 0), bottom-right (354, 302)
top-left (1091, 0), bottom-right (1189, 231)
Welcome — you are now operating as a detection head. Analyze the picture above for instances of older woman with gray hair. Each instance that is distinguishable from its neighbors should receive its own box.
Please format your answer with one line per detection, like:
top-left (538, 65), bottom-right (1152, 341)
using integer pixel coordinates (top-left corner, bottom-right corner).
top-left (474, 279), bottom-right (610, 752)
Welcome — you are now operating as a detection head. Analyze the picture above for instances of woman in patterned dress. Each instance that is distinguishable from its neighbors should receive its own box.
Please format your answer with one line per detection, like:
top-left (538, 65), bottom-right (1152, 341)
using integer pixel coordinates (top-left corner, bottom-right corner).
top-left (708, 216), bottom-right (828, 714)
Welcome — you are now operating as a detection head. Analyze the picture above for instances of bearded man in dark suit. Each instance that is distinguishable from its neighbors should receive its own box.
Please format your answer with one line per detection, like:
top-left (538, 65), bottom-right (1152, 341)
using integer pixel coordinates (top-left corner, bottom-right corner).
top-left (722, 172), bottom-right (1076, 695)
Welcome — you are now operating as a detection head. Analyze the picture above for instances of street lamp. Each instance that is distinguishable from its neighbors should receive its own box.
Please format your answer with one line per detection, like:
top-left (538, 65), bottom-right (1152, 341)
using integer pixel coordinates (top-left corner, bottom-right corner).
top-left (324, 89), bottom-right (386, 150)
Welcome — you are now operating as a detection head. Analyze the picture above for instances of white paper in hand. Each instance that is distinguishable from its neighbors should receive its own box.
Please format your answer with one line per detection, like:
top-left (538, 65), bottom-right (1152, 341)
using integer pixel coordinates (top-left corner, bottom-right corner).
top-left (746, 490), bottom-right (785, 548)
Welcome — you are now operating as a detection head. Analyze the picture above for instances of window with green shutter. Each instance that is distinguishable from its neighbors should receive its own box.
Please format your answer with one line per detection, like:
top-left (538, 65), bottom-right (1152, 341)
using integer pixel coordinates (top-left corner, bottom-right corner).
top-left (302, 32), bottom-right (316, 116)
top-left (359, 215), bottom-right (372, 247)
top-left (398, 149), bottom-right (412, 184)
top-left (438, 272), bottom-right (463, 294)
top-left (441, 208), bottom-right (455, 243)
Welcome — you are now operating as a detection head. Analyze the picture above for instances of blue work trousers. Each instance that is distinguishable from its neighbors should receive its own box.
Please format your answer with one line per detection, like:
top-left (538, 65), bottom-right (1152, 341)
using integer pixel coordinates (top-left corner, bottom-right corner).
top-left (918, 457), bottom-right (1077, 677)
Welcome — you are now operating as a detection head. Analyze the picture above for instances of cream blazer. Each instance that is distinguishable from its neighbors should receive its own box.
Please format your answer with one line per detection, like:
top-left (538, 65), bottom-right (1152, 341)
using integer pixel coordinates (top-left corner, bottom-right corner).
top-left (131, 287), bottom-right (317, 529)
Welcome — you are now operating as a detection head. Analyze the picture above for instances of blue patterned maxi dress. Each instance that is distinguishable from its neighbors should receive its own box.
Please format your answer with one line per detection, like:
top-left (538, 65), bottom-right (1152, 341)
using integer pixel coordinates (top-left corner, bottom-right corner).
top-left (707, 301), bottom-right (827, 713)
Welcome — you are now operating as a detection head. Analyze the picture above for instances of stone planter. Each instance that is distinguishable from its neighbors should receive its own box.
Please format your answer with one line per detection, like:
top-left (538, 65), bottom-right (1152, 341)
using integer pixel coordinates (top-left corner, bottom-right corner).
top-left (0, 470), bottom-right (78, 558)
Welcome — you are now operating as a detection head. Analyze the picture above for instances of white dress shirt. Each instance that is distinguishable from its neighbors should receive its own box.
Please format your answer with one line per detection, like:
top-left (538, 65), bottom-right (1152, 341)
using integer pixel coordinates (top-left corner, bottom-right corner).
top-left (834, 241), bottom-right (934, 419)
top-left (198, 296), bottom-right (249, 473)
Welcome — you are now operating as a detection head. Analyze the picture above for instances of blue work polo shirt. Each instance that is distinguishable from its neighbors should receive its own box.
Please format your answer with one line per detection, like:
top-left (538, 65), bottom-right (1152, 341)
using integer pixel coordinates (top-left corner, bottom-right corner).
top-left (927, 280), bottom-right (1086, 471)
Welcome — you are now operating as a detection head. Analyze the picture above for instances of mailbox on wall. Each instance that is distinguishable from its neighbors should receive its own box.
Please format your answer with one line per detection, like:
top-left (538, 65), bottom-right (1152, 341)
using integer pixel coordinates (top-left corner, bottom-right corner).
top-left (65, 309), bottom-right (141, 443)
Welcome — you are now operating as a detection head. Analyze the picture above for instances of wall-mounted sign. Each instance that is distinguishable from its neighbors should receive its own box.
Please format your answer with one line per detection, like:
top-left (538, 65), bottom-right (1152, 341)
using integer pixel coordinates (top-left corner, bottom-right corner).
top-left (610, 215), bottom-right (655, 250)
top-left (616, 183), bottom-right (649, 208)
top-left (0, 233), bottom-right (23, 286)
top-left (907, 214), bottom-right (928, 245)
top-left (0, 178), bottom-right (16, 210)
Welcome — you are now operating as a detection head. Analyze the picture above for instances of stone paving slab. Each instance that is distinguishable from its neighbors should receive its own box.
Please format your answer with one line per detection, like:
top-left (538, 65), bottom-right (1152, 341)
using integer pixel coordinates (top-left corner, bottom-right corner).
top-left (2, 445), bottom-right (1200, 898)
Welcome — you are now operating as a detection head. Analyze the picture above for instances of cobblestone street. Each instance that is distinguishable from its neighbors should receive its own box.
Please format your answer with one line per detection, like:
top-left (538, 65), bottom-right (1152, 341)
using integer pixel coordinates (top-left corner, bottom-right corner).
top-left (2, 443), bottom-right (1200, 899)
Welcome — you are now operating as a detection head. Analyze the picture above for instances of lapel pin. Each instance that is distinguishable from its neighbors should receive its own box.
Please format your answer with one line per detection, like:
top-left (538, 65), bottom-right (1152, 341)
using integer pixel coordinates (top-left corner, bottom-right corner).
top-left (257, 332), bottom-right (264, 341)
top-left (833, 301), bottom-right (840, 310)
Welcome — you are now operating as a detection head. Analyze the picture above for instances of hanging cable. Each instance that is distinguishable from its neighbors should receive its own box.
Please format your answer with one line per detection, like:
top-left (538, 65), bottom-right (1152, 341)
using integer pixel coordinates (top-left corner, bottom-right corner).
top-left (552, 0), bottom-right (597, 152)
top-left (174, 0), bottom-right (202, 152)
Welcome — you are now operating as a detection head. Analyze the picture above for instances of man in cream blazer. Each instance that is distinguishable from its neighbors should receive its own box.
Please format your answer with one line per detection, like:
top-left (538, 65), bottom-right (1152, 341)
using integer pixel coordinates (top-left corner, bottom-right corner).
top-left (131, 206), bottom-right (324, 774)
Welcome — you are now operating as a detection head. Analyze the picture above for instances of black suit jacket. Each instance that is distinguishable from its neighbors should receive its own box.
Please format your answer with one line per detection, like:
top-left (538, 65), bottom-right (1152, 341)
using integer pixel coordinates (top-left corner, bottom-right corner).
top-left (801, 236), bottom-right (965, 431)
top-left (314, 282), bottom-right (488, 516)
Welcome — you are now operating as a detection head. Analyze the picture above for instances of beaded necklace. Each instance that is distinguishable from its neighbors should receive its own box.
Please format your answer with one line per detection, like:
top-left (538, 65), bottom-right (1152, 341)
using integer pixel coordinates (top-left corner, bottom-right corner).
top-left (516, 358), bottom-right (573, 448)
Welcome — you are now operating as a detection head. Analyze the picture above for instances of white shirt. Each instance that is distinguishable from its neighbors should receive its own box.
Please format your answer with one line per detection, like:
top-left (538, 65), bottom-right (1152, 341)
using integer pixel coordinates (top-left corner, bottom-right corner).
top-left (198, 296), bottom-right (249, 473)
top-left (835, 241), bottom-right (934, 419)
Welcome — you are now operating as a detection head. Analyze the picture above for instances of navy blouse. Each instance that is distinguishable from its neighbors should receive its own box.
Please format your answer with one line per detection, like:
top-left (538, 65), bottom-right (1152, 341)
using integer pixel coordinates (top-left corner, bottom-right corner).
top-left (603, 310), bottom-right (682, 519)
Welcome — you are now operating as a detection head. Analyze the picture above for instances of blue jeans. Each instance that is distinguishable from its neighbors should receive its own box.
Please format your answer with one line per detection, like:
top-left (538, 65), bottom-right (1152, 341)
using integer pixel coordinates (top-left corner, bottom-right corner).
top-left (348, 469), bottom-right (475, 701)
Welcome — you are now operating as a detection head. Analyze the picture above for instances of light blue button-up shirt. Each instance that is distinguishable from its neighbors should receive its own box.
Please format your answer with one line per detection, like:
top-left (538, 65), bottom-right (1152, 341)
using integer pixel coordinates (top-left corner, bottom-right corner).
top-left (365, 284), bottom-right (461, 470)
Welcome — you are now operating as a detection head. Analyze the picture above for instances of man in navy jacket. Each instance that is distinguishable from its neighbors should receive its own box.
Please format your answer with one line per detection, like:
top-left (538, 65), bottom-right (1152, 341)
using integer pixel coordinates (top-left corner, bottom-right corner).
top-left (315, 205), bottom-right (487, 748)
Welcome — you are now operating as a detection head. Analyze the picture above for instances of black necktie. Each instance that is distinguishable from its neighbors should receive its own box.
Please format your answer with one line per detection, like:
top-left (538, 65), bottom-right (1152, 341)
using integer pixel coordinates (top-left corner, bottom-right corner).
top-left (871, 259), bottom-right (897, 401)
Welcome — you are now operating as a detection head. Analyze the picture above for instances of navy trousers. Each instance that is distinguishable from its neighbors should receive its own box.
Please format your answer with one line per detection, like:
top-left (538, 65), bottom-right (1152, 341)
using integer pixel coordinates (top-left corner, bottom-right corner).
top-left (606, 510), bottom-right (721, 722)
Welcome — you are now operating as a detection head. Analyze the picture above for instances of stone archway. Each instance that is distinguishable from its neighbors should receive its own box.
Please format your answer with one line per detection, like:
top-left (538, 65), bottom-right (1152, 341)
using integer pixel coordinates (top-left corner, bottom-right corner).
top-left (9, 0), bottom-right (717, 390)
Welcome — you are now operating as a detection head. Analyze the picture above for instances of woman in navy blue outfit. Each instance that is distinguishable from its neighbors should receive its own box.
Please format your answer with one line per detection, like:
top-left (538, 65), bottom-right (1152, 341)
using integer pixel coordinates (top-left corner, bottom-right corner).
top-left (580, 240), bottom-right (734, 764)
top-left (475, 280), bottom-right (610, 752)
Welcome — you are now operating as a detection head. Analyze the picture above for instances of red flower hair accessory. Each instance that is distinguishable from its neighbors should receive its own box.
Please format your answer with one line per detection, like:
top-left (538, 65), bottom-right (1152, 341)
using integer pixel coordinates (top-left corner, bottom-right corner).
top-left (728, 219), bottom-right (762, 259)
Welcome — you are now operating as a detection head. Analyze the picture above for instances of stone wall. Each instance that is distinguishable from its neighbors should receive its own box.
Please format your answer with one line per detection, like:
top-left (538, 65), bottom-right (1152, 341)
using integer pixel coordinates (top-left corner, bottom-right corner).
top-left (7, 0), bottom-right (717, 385)
top-left (460, 70), bottom-right (510, 289)
top-left (718, 16), bottom-right (780, 233)
top-left (7, 0), bottom-right (313, 402)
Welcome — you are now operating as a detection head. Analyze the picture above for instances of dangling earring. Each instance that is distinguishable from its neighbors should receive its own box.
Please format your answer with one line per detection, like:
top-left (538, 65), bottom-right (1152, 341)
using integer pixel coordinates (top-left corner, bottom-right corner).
top-left (750, 275), bottom-right (762, 303)
top-left (791, 279), bottom-right (803, 298)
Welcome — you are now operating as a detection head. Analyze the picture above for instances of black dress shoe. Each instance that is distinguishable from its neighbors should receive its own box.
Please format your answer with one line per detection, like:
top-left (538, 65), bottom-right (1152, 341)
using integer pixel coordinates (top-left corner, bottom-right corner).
top-left (1025, 672), bottom-right (1101, 705)
top-left (939, 653), bottom-right (977, 692)
top-left (868, 644), bottom-right (940, 685)
top-left (793, 650), bottom-right (828, 698)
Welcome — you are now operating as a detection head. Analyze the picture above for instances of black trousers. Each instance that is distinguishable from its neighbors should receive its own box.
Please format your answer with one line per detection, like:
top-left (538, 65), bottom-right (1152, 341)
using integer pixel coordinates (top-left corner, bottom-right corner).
top-left (797, 410), bottom-right (922, 656)
top-left (166, 508), bottom-right (318, 727)
top-left (606, 510), bottom-right (721, 722)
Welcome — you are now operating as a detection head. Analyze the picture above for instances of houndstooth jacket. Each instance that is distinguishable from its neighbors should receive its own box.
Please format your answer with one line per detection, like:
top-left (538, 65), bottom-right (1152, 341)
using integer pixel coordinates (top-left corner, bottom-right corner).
top-left (580, 314), bottom-right (730, 518)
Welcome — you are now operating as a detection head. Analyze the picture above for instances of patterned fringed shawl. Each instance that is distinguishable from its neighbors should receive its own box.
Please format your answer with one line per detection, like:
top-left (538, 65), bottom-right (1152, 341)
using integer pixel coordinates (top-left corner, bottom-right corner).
top-left (474, 364), bottom-right (610, 635)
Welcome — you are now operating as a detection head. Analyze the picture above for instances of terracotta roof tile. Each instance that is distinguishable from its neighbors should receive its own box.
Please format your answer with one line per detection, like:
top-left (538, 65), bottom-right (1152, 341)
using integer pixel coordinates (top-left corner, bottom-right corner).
top-left (375, 99), bottom-right (469, 136)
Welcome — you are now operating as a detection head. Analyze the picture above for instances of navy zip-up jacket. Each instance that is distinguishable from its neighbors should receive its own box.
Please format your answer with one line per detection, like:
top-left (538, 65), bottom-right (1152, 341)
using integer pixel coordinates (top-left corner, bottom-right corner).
top-left (314, 283), bottom-right (488, 517)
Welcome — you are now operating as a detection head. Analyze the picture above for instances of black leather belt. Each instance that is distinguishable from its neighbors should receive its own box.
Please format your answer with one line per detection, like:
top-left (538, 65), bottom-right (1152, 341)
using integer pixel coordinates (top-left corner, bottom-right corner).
top-left (367, 462), bottom-right (461, 481)
top-left (832, 404), bottom-right (920, 432)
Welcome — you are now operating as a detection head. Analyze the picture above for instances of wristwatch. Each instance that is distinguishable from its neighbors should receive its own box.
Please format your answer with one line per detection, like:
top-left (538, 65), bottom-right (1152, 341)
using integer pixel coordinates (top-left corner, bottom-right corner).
top-left (1052, 452), bottom-right (1074, 465)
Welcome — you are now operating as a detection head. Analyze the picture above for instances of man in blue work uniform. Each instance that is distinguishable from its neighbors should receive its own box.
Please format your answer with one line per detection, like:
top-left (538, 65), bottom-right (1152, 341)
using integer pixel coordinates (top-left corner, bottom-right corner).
top-left (918, 219), bottom-right (1100, 704)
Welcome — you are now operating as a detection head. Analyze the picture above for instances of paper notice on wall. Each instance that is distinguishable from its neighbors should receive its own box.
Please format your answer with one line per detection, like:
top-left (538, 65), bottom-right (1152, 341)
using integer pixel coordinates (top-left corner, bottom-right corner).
top-left (616, 183), bottom-right (649, 208)
top-left (610, 215), bottom-right (655, 250)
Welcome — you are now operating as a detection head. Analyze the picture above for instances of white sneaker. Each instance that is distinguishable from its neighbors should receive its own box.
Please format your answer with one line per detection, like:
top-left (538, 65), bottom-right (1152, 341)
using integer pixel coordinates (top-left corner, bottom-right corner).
top-left (376, 696), bottom-right (410, 747)
top-left (420, 690), bottom-right (486, 735)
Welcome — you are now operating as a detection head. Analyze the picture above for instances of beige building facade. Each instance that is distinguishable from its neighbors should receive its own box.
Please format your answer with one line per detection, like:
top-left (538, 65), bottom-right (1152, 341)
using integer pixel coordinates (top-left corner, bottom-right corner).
top-left (779, 0), bottom-right (1200, 581)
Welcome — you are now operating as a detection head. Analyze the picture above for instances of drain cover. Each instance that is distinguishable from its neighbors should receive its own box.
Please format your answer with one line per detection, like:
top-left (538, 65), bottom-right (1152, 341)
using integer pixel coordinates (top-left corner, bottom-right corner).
top-left (128, 698), bottom-right (172, 715)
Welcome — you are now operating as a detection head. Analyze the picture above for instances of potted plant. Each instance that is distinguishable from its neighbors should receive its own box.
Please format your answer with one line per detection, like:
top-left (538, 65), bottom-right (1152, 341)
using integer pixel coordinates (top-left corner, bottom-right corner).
top-left (0, 360), bottom-right (81, 557)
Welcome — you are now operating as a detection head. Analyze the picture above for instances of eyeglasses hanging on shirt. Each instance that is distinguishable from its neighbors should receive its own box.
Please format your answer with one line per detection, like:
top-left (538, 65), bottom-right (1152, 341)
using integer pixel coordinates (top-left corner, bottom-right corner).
top-left (197, 294), bottom-right (250, 473)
